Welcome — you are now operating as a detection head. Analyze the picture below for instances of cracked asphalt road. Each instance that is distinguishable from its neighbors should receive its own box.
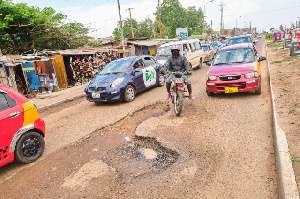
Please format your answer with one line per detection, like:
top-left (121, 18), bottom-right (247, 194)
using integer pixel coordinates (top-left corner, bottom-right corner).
top-left (0, 39), bottom-right (278, 198)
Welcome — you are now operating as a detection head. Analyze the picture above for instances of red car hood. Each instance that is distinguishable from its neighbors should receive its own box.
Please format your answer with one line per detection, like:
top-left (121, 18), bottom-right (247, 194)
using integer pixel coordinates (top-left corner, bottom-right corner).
top-left (209, 62), bottom-right (256, 76)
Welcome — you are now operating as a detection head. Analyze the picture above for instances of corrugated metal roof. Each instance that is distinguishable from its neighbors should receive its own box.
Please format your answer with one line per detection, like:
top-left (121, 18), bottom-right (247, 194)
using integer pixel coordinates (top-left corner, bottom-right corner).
top-left (127, 40), bottom-right (162, 47)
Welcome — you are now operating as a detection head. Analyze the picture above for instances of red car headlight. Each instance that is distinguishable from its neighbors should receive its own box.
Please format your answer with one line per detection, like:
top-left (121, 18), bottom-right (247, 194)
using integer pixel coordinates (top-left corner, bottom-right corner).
top-left (244, 72), bottom-right (258, 78)
top-left (206, 75), bottom-right (217, 81)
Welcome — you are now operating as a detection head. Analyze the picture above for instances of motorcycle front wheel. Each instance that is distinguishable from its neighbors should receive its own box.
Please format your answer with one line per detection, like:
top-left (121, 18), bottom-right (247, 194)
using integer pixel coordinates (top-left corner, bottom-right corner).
top-left (174, 91), bottom-right (183, 116)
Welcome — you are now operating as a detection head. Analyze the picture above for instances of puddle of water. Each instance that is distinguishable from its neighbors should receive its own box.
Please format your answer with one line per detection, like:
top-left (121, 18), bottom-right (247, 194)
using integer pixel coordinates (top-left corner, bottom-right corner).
top-left (131, 135), bottom-right (179, 170)
top-left (139, 148), bottom-right (158, 160)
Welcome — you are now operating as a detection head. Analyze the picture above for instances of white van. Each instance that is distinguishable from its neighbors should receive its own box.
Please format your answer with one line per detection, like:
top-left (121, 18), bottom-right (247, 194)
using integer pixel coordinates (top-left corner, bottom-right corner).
top-left (155, 39), bottom-right (205, 69)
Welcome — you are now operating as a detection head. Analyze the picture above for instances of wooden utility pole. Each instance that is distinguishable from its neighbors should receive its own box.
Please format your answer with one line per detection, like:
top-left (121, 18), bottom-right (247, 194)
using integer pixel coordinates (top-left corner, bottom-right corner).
top-left (117, 0), bottom-right (125, 57)
top-left (127, 8), bottom-right (135, 38)
top-left (158, 0), bottom-right (162, 38)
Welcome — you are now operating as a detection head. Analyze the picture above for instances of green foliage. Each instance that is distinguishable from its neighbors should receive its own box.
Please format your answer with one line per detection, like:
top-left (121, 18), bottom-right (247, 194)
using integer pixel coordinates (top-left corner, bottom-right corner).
top-left (291, 154), bottom-right (300, 163)
top-left (159, 0), bottom-right (203, 38)
top-left (0, 0), bottom-right (88, 54)
top-left (265, 33), bottom-right (274, 40)
top-left (112, 0), bottom-right (205, 39)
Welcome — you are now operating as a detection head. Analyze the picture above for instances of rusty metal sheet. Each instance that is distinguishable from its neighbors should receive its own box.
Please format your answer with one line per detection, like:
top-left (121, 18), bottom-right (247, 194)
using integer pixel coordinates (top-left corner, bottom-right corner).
top-left (34, 60), bottom-right (55, 78)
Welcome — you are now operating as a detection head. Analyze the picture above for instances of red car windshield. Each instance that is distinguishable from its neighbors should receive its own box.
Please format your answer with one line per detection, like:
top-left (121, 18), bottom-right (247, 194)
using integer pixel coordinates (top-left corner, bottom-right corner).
top-left (213, 48), bottom-right (255, 65)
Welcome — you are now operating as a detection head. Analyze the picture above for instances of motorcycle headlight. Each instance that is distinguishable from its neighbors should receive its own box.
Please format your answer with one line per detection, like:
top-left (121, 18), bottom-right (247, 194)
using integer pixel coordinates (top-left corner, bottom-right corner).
top-left (206, 75), bottom-right (217, 81)
top-left (111, 77), bottom-right (124, 88)
top-left (245, 72), bottom-right (258, 79)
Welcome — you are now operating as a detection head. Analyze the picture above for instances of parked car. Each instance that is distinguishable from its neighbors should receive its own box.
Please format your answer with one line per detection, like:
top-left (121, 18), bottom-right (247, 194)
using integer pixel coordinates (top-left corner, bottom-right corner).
top-left (202, 44), bottom-right (214, 63)
top-left (209, 41), bottom-right (223, 53)
top-left (206, 43), bottom-right (266, 96)
top-left (0, 84), bottom-right (45, 167)
top-left (156, 39), bottom-right (205, 69)
top-left (85, 55), bottom-right (165, 103)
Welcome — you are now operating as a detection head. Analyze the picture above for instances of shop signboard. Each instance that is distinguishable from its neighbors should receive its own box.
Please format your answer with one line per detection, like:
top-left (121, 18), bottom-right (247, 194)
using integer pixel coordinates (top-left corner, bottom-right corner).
top-left (273, 32), bottom-right (282, 42)
top-left (290, 28), bottom-right (300, 56)
top-left (284, 38), bottom-right (292, 48)
top-left (290, 42), bottom-right (300, 56)
top-left (284, 30), bottom-right (292, 48)
top-left (176, 28), bottom-right (188, 39)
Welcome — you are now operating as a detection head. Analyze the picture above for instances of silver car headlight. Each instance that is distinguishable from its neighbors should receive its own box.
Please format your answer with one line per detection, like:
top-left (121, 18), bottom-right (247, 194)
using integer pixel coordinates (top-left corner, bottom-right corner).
top-left (245, 72), bottom-right (258, 79)
top-left (206, 75), bottom-right (217, 81)
top-left (111, 77), bottom-right (124, 88)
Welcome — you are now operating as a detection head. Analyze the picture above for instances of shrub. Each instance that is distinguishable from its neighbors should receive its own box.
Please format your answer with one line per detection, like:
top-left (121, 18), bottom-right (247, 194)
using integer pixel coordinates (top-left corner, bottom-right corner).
top-left (265, 33), bottom-right (274, 40)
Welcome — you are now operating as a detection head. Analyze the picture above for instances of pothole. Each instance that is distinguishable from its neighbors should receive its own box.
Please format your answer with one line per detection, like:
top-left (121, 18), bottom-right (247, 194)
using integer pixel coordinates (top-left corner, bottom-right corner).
top-left (131, 135), bottom-right (179, 169)
top-left (103, 135), bottom-right (179, 174)
top-left (78, 103), bottom-right (178, 175)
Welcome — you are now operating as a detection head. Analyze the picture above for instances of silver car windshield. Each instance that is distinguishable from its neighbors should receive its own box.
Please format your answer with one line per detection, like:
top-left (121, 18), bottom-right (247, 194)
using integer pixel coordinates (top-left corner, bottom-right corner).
top-left (213, 48), bottom-right (255, 65)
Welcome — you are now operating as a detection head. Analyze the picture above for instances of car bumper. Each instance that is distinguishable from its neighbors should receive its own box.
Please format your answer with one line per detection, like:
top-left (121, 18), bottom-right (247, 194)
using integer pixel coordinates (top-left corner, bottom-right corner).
top-left (34, 118), bottom-right (46, 136)
top-left (206, 78), bottom-right (259, 93)
top-left (85, 87), bottom-right (125, 102)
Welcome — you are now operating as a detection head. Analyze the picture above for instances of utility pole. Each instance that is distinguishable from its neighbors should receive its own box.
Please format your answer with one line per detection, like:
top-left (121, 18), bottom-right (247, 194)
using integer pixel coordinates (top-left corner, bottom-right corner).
top-left (126, 8), bottom-right (135, 38)
top-left (117, 0), bottom-right (126, 57)
top-left (203, 0), bottom-right (214, 39)
top-left (158, 0), bottom-right (162, 38)
top-left (219, 1), bottom-right (224, 34)
top-left (250, 21), bottom-right (251, 34)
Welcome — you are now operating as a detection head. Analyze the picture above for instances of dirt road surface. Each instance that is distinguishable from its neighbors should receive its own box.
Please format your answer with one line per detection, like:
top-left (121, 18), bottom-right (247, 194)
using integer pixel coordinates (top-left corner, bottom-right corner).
top-left (0, 39), bottom-right (278, 198)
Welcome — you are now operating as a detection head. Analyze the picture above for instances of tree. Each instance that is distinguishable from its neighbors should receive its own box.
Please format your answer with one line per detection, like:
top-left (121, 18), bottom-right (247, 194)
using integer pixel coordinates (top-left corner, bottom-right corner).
top-left (0, 0), bottom-right (88, 54)
top-left (112, 18), bottom-right (138, 40)
top-left (135, 18), bottom-right (152, 38)
top-left (185, 6), bottom-right (203, 35)
top-left (158, 0), bottom-right (186, 38)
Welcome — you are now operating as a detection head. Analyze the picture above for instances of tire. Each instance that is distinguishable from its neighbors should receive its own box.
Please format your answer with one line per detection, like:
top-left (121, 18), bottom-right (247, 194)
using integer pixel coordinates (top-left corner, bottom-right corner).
top-left (174, 91), bottom-right (183, 116)
top-left (197, 58), bottom-right (203, 69)
top-left (15, 131), bottom-right (45, 164)
top-left (254, 78), bottom-right (261, 95)
top-left (124, 85), bottom-right (135, 102)
top-left (157, 73), bottom-right (165, 87)
top-left (206, 88), bottom-right (214, 96)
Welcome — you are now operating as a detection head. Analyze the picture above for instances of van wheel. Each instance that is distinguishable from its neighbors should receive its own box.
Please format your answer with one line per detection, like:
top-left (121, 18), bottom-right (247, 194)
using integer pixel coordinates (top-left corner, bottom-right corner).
top-left (197, 58), bottom-right (203, 69)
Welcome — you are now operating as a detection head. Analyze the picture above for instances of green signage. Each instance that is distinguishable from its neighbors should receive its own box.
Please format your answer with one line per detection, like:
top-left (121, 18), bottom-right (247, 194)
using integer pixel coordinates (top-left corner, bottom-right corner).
top-left (145, 71), bottom-right (155, 81)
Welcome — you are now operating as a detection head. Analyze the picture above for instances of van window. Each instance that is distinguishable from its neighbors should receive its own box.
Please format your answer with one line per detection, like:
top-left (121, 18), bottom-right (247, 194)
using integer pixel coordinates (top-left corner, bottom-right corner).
top-left (194, 42), bottom-right (201, 50)
top-left (183, 43), bottom-right (189, 53)
top-left (189, 43), bottom-right (195, 52)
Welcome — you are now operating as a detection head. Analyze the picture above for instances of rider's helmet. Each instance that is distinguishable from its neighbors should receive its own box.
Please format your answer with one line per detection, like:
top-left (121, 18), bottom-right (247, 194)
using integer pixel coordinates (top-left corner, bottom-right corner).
top-left (171, 44), bottom-right (180, 52)
top-left (171, 44), bottom-right (180, 58)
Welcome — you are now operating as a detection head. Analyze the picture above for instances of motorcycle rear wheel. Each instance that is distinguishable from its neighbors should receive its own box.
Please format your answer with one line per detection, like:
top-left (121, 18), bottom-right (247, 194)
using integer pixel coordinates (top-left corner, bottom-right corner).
top-left (174, 91), bottom-right (183, 116)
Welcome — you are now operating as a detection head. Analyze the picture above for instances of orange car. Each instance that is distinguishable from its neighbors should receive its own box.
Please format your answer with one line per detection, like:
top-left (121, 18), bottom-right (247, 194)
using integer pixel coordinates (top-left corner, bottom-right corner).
top-left (0, 84), bottom-right (45, 167)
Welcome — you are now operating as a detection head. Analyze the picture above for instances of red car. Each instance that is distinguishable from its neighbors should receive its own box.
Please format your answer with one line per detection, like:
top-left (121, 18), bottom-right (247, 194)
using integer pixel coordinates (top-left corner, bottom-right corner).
top-left (0, 84), bottom-right (45, 167)
top-left (206, 43), bottom-right (266, 96)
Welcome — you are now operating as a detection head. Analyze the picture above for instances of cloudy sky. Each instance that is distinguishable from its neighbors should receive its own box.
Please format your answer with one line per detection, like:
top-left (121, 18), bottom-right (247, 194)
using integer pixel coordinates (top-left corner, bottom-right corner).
top-left (11, 0), bottom-right (300, 39)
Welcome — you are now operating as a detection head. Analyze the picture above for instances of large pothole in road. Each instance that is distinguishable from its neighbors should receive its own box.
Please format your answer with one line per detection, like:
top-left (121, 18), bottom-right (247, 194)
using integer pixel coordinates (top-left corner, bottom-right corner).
top-left (93, 103), bottom-right (180, 175)
top-left (103, 135), bottom-right (179, 175)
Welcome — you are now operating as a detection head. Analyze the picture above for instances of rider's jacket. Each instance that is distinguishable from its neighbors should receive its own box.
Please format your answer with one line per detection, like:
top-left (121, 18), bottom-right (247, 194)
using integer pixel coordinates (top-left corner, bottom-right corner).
top-left (165, 55), bottom-right (191, 72)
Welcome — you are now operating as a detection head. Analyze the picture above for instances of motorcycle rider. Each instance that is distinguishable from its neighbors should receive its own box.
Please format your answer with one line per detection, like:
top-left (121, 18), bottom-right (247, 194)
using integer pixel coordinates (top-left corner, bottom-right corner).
top-left (164, 44), bottom-right (194, 100)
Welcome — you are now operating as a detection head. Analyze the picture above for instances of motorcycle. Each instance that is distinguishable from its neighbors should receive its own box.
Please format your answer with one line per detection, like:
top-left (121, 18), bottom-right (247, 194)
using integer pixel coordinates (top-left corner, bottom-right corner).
top-left (168, 71), bottom-right (190, 116)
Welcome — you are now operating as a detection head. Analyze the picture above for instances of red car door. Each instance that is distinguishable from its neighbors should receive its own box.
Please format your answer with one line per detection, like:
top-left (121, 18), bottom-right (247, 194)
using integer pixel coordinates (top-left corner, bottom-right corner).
top-left (0, 91), bottom-right (24, 162)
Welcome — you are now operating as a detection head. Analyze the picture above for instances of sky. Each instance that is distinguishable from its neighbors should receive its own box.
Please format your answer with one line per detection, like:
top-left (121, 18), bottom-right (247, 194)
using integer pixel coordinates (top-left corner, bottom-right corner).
top-left (11, 0), bottom-right (300, 39)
